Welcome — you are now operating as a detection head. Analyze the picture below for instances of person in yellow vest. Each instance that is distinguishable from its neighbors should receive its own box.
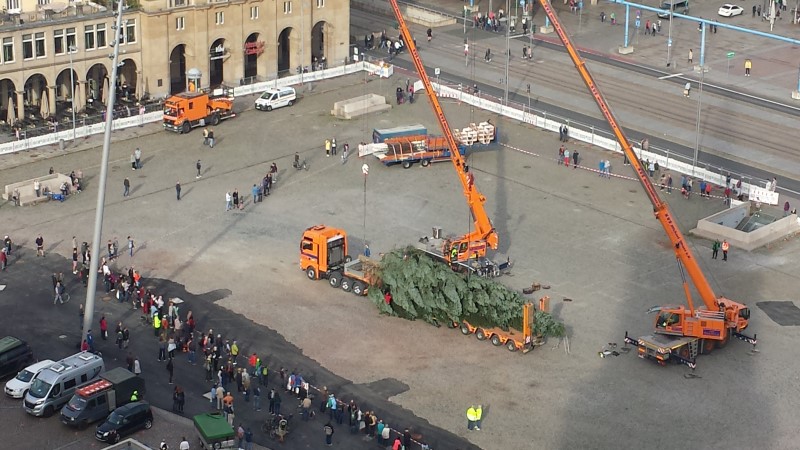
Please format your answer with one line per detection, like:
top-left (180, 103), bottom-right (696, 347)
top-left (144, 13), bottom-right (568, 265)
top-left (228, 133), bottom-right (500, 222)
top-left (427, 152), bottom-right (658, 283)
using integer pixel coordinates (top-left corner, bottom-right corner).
top-left (130, 390), bottom-right (139, 402)
top-left (325, 139), bottom-right (331, 157)
top-left (153, 312), bottom-right (161, 337)
top-left (721, 240), bottom-right (729, 261)
top-left (466, 405), bottom-right (477, 430)
top-left (744, 59), bottom-right (752, 77)
top-left (474, 404), bottom-right (482, 431)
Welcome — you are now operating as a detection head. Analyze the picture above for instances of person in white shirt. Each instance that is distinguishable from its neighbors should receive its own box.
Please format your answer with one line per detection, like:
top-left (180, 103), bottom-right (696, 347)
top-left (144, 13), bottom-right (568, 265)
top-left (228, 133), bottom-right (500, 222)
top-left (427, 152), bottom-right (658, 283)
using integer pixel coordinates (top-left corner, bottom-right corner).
top-left (179, 437), bottom-right (190, 450)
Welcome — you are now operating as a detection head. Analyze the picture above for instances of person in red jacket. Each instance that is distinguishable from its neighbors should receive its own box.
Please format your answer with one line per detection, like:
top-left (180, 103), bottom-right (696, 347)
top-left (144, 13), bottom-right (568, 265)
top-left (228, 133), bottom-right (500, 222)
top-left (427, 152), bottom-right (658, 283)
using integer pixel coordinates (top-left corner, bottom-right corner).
top-left (100, 316), bottom-right (108, 340)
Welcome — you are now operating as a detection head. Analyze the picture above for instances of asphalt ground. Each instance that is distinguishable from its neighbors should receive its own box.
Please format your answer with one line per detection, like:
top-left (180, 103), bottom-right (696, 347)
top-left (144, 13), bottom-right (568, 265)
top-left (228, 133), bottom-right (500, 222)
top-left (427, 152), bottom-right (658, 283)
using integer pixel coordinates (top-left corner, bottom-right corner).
top-left (1, 72), bottom-right (799, 450)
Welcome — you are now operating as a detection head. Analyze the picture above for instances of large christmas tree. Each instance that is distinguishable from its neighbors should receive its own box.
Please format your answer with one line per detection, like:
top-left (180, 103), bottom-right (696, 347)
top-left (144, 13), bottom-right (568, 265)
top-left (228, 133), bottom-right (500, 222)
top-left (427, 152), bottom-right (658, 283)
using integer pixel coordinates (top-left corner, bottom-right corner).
top-left (365, 247), bottom-right (565, 338)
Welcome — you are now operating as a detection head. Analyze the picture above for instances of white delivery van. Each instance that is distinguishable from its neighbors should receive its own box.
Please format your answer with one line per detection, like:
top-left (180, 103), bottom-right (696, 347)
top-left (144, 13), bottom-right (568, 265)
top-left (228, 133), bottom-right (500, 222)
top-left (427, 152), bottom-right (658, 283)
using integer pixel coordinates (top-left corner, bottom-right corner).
top-left (5, 359), bottom-right (55, 399)
top-left (24, 352), bottom-right (104, 417)
top-left (255, 87), bottom-right (296, 111)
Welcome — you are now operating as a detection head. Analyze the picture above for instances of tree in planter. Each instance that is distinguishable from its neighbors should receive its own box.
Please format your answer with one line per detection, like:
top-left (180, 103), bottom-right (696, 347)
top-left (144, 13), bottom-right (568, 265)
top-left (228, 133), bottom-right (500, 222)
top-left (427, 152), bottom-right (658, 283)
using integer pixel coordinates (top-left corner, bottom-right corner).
top-left (367, 247), bottom-right (566, 338)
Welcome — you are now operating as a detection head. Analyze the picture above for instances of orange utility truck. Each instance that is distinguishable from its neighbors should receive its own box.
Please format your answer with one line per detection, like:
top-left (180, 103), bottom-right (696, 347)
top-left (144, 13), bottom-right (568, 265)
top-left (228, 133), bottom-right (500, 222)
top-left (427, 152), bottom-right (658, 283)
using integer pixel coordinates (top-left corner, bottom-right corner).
top-left (300, 225), bottom-right (373, 295)
top-left (163, 89), bottom-right (235, 134)
top-left (531, 0), bottom-right (756, 367)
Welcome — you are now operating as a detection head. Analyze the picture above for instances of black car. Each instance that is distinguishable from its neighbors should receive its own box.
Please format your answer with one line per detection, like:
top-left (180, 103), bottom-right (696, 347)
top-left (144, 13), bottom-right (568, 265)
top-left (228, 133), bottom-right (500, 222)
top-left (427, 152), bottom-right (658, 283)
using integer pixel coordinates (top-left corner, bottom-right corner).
top-left (95, 401), bottom-right (153, 443)
top-left (0, 336), bottom-right (33, 380)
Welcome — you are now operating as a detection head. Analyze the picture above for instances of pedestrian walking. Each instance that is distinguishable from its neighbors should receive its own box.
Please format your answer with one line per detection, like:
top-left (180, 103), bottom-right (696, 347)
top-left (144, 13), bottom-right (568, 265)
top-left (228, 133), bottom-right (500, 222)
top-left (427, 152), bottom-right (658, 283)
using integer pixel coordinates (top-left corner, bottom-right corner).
top-left (130, 153), bottom-right (137, 170)
top-left (467, 405), bottom-right (478, 430)
top-left (34, 179), bottom-right (41, 197)
top-left (484, 47), bottom-right (492, 62)
top-left (225, 191), bottom-right (232, 211)
top-left (688, 48), bottom-right (693, 64)
top-left (128, 236), bottom-right (135, 257)
top-left (253, 385), bottom-right (261, 411)
top-left (427, 28), bottom-right (432, 41)
top-left (35, 235), bottom-right (44, 257)
top-left (558, 145), bottom-right (564, 165)
top-left (167, 357), bottom-right (174, 384)
top-left (784, 201), bottom-right (791, 217)
top-left (331, 138), bottom-right (337, 156)
top-left (123, 178), bottom-right (130, 197)
top-left (232, 188), bottom-right (240, 210)
top-left (203, 127), bottom-right (209, 145)
top-left (721, 240), bottom-right (729, 261)
top-left (208, 128), bottom-right (215, 148)
top-left (572, 150), bottom-right (579, 168)
top-left (712, 239), bottom-right (720, 259)
top-left (342, 142), bottom-right (349, 164)
top-left (196, 160), bottom-right (202, 178)
top-left (176, 181), bottom-right (181, 200)
top-left (135, 147), bottom-right (142, 169)
top-left (752, 4), bottom-right (756, 16)
top-left (54, 281), bottom-right (65, 305)
top-left (325, 139), bottom-right (331, 157)
top-left (744, 59), bottom-right (752, 76)
top-left (474, 404), bottom-right (483, 430)
top-left (100, 316), bottom-right (108, 340)
top-left (324, 422), bottom-right (335, 446)
top-left (134, 356), bottom-right (142, 376)
top-left (563, 148), bottom-right (570, 167)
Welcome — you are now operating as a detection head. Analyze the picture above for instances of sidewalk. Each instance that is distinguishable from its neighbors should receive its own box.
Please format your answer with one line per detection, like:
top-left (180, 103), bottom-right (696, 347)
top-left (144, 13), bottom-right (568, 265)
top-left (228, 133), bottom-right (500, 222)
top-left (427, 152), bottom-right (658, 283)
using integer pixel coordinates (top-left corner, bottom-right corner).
top-left (411, 0), bottom-right (800, 103)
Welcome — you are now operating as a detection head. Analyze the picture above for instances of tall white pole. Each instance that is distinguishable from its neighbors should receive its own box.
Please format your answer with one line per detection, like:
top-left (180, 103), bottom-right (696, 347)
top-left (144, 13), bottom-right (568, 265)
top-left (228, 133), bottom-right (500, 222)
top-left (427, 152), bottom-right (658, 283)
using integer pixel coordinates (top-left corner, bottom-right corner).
top-left (692, 67), bottom-right (704, 177)
top-left (68, 46), bottom-right (77, 142)
top-left (666, 0), bottom-right (674, 66)
top-left (503, 0), bottom-right (510, 104)
top-left (82, 0), bottom-right (126, 341)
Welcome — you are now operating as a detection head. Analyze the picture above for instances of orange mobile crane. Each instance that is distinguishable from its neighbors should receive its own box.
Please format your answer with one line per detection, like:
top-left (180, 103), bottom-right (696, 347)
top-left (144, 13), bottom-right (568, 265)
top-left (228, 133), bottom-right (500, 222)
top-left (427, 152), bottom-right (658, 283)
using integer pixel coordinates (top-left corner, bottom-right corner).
top-left (387, 0), bottom-right (510, 277)
top-left (533, 0), bottom-right (755, 367)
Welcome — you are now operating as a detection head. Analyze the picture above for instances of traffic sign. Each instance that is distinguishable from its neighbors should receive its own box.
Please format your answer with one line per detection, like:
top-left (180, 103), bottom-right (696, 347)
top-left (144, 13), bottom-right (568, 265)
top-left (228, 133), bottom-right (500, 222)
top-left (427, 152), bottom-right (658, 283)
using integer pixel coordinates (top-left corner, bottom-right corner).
top-left (435, 68), bottom-right (441, 75)
top-left (726, 51), bottom-right (735, 58)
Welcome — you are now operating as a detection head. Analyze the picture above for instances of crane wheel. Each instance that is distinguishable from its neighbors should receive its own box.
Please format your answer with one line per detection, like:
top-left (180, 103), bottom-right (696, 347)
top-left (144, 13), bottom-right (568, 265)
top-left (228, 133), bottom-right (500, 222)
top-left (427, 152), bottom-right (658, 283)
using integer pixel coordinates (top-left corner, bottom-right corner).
top-left (490, 334), bottom-right (502, 346)
top-left (678, 346), bottom-right (690, 360)
top-left (476, 329), bottom-right (487, 340)
top-left (460, 323), bottom-right (471, 335)
top-left (716, 330), bottom-right (732, 349)
top-left (702, 339), bottom-right (715, 354)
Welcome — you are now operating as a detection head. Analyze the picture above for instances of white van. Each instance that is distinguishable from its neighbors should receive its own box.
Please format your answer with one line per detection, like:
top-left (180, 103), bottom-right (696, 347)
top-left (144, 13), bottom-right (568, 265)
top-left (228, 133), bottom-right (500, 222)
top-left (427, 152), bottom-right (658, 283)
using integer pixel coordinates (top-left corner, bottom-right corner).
top-left (24, 352), bottom-right (104, 417)
top-left (255, 87), bottom-right (296, 111)
top-left (4, 359), bottom-right (55, 398)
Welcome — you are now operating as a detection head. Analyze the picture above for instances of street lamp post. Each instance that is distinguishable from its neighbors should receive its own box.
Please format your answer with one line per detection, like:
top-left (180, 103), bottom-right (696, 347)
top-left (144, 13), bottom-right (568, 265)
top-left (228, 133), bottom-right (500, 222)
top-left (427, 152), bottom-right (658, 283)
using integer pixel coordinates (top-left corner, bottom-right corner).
top-left (666, 0), bottom-right (674, 66)
top-left (503, 0), bottom-right (510, 104)
top-left (68, 45), bottom-right (77, 141)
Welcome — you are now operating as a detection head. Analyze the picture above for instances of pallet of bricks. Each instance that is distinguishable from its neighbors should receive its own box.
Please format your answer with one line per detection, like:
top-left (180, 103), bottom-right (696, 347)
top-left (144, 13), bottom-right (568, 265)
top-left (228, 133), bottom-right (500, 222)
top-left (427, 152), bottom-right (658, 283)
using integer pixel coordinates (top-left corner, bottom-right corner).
top-left (454, 122), bottom-right (495, 146)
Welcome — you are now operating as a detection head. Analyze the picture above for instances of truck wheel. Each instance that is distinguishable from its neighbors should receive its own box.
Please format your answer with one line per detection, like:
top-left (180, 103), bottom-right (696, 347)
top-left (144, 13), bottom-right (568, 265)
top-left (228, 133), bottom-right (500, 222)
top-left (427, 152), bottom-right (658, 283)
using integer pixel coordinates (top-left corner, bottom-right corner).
top-left (329, 271), bottom-right (342, 288)
top-left (210, 112), bottom-right (220, 126)
top-left (352, 281), bottom-right (365, 296)
top-left (306, 267), bottom-right (317, 280)
top-left (421, 159), bottom-right (430, 167)
top-left (476, 329), bottom-right (487, 341)
top-left (402, 161), bottom-right (413, 169)
top-left (181, 122), bottom-right (190, 134)
top-left (506, 341), bottom-right (518, 352)
top-left (491, 334), bottom-right (502, 346)
top-left (460, 323), bottom-right (471, 335)
top-left (340, 277), bottom-right (352, 292)
top-left (213, 442), bottom-right (222, 450)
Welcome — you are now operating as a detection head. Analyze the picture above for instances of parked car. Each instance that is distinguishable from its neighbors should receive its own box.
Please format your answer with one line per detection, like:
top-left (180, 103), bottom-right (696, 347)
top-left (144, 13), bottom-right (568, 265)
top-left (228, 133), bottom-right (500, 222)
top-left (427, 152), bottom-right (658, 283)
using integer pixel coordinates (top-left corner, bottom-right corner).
top-left (95, 401), bottom-right (153, 444)
top-left (0, 336), bottom-right (34, 379)
top-left (4, 359), bottom-right (54, 398)
top-left (718, 4), bottom-right (744, 16)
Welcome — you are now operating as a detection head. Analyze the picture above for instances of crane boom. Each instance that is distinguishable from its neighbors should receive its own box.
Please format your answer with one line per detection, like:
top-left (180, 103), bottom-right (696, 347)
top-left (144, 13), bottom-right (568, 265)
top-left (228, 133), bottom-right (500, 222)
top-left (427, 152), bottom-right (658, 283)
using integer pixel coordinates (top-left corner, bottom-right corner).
top-left (536, 0), bottom-right (722, 308)
top-left (387, 0), bottom-right (499, 260)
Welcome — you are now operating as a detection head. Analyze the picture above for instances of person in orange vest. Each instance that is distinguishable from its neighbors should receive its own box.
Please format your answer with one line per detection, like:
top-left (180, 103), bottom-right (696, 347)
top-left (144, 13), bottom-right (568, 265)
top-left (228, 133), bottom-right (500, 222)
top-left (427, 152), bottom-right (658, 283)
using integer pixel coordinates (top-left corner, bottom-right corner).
top-left (721, 240), bottom-right (730, 261)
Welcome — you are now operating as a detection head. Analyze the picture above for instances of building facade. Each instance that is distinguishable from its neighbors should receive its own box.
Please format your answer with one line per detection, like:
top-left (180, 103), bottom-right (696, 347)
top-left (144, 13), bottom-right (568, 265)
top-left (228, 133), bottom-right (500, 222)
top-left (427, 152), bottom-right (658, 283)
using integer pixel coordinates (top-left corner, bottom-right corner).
top-left (0, 0), bottom-right (349, 122)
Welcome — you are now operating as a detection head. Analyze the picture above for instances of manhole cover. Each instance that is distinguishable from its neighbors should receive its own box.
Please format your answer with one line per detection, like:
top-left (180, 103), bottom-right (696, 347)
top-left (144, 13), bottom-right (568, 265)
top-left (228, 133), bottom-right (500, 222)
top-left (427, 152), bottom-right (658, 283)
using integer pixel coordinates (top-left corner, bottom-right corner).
top-left (756, 301), bottom-right (800, 326)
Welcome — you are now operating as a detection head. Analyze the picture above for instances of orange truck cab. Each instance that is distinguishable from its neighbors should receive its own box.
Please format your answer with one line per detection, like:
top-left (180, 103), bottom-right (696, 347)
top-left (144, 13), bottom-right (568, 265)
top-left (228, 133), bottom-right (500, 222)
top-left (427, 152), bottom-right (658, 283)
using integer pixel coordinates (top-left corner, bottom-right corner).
top-left (300, 225), bottom-right (349, 281)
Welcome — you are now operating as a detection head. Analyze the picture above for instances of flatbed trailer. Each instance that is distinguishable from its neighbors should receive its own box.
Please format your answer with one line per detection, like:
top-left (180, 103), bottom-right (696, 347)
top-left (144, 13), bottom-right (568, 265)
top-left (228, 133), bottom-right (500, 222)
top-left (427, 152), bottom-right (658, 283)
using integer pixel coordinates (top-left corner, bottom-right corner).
top-left (375, 135), bottom-right (465, 168)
